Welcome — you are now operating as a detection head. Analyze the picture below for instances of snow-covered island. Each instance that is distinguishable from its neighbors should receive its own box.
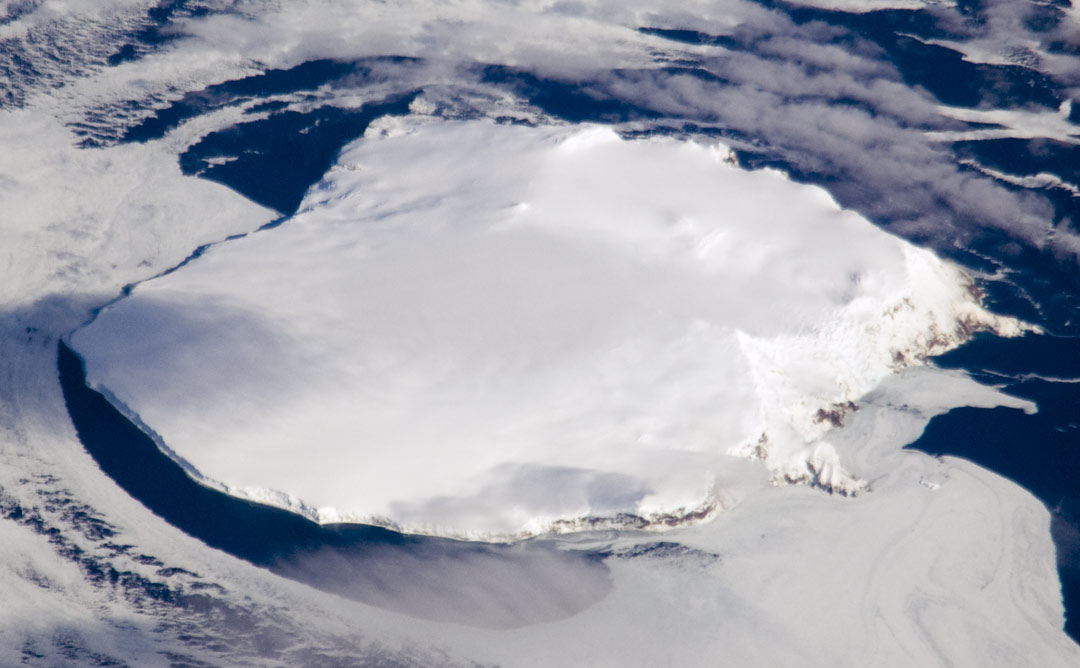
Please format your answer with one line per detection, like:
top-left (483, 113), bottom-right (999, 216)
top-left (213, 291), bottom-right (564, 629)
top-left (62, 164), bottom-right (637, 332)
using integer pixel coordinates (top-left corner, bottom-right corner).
top-left (70, 118), bottom-right (1029, 540)
top-left (2, 0), bottom-right (1079, 664)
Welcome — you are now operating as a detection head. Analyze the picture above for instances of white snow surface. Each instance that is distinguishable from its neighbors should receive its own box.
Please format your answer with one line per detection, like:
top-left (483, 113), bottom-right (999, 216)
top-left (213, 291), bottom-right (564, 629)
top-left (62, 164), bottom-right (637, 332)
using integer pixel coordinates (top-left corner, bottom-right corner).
top-left (2, 2), bottom-right (1079, 665)
top-left (70, 118), bottom-right (1028, 539)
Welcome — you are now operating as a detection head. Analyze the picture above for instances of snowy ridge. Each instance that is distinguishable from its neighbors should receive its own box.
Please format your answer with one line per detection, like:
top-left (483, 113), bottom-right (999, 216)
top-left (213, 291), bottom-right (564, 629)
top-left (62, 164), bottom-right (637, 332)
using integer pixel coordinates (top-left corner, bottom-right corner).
top-left (736, 243), bottom-right (1034, 494)
top-left (70, 118), bottom-right (1032, 540)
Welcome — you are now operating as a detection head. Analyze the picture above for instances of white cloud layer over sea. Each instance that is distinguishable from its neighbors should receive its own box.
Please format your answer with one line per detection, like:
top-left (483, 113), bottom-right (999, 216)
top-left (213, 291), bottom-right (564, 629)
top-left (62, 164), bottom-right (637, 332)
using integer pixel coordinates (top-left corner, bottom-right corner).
top-left (1, 0), bottom-right (1080, 666)
top-left (43, 0), bottom-right (1071, 256)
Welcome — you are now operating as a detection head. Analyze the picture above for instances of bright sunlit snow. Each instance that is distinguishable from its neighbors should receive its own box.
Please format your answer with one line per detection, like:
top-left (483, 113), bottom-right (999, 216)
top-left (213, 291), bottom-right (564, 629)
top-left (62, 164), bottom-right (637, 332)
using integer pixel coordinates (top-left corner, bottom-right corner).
top-left (5, 0), bottom-right (1080, 665)
top-left (70, 118), bottom-right (1026, 539)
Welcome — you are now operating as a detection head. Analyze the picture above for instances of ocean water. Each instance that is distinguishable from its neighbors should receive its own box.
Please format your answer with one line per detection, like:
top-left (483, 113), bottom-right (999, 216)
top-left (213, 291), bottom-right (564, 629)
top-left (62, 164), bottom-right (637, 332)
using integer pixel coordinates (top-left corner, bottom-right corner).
top-left (908, 333), bottom-right (1080, 639)
top-left (66, 45), bottom-right (1080, 635)
top-left (57, 341), bottom-right (613, 629)
top-left (3, 0), bottom-right (1080, 664)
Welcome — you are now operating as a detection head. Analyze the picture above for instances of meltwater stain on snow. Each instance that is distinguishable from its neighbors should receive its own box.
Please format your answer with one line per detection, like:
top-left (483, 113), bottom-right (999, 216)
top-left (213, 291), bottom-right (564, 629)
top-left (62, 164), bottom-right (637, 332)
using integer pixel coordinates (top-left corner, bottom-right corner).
top-left (57, 342), bottom-right (612, 629)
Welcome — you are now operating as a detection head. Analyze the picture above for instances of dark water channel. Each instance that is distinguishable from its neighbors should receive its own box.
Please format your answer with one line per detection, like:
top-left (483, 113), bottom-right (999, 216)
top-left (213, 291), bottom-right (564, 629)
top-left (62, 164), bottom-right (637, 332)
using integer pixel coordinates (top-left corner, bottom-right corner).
top-left (58, 341), bottom-right (611, 629)
top-left (907, 332), bottom-right (1080, 642)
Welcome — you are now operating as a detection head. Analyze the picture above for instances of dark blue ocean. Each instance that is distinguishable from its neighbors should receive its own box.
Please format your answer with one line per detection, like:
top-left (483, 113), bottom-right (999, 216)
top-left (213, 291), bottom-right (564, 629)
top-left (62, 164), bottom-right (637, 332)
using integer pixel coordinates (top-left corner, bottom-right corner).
top-left (34, 0), bottom-right (1080, 645)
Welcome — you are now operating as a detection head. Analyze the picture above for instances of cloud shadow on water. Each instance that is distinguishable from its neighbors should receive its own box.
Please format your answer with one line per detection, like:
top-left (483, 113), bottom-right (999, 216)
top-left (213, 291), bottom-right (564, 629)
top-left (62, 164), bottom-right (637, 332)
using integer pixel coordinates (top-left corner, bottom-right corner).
top-left (57, 340), bottom-right (612, 629)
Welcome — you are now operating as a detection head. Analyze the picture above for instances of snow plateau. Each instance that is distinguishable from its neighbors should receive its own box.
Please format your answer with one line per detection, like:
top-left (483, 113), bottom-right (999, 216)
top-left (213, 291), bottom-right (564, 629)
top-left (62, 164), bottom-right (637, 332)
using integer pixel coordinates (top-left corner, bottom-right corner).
top-left (70, 119), bottom-right (1027, 539)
